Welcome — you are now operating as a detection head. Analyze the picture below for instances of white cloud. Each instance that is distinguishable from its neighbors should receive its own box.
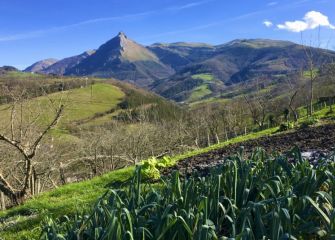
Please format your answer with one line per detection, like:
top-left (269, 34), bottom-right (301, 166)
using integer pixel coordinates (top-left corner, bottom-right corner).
top-left (277, 11), bottom-right (335, 32)
top-left (263, 20), bottom-right (273, 27)
top-left (277, 20), bottom-right (308, 32)
top-left (304, 11), bottom-right (335, 29)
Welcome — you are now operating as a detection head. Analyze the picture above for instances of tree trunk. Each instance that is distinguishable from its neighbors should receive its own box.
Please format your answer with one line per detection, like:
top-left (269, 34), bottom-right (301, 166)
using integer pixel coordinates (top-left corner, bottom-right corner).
top-left (207, 131), bottom-right (211, 147)
top-left (0, 191), bottom-right (5, 210)
top-left (309, 67), bottom-right (314, 116)
top-left (215, 133), bottom-right (220, 144)
top-left (59, 162), bottom-right (66, 185)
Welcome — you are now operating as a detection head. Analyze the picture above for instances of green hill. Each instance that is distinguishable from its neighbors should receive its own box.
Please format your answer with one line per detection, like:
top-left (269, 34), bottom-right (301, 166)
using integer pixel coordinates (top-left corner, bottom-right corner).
top-left (151, 39), bottom-right (335, 103)
top-left (0, 72), bottom-right (180, 138)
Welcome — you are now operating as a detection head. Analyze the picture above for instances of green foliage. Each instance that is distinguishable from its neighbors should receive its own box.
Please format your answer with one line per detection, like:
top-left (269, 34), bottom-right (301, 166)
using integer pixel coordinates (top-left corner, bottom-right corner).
top-left (157, 156), bottom-right (176, 168)
top-left (141, 156), bottom-right (176, 179)
top-left (40, 148), bottom-right (335, 239)
top-left (116, 90), bottom-right (183, 122)
top-left (300, 116), bottom-right (319, 129)
top-left (141, 158), bottom-right (161, 179)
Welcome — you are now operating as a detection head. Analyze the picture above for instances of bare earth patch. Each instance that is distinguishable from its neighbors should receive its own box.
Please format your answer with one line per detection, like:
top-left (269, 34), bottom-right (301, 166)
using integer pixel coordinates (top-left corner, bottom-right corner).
top-left (162, 124), bottom-right (335, 176)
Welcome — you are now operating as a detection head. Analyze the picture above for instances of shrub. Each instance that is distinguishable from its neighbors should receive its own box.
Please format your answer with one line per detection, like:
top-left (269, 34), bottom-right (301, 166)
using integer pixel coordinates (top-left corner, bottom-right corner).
top-left (300, 116), bottom-right (319, 129)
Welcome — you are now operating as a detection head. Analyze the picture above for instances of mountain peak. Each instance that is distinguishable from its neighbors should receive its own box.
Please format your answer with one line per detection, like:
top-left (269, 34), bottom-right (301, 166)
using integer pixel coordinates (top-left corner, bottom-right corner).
top-left (97, 32), bottom-right (160, 62)
top-left (102, 32), bottom-right (131, 52)
top-left (116, 32), bottom-right (129, 50)
top-left (24, 58), bottom-right (58, 73)
top-left (65, 32), bottom-right (174, 86)
top-left (117, 31), bottom-right (127, 39)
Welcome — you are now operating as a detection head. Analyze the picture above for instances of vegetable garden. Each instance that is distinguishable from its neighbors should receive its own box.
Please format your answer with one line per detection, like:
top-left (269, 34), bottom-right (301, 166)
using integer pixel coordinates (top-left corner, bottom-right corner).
top-left (41, 148), bottom-right (335, 239)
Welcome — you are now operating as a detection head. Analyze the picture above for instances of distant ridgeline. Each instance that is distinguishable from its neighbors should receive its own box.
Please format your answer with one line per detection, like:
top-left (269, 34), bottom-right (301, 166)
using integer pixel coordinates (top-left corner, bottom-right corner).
top-left (23, 33), bottom-right (335, 103)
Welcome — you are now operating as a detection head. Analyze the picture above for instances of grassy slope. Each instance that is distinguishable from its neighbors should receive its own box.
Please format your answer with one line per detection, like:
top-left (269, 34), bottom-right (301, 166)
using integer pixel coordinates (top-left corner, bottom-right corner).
top-left (0, 167), bottom-right (134, 239)
top-left (2, 71), bottom-right (46, 79)
top-left (1, 105), bottom-right (334, 239)
top-left (189, 97), bottom-right (229, 108)
top-left (0, 83), bottom-right (125, 140)
top-left (187, 84), bottom-right (212, 102)
top-left (187, 73), bottom-right (214, 102)
top-left (57, 83), bottom-right (124, 124)
top-left (191, 73), bottom-right (214, 81)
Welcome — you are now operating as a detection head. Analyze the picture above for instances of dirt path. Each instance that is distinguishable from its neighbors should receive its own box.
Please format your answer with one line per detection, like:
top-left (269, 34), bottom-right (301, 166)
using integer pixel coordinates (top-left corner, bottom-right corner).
top-left (162, 124), bottom-right (335, 176)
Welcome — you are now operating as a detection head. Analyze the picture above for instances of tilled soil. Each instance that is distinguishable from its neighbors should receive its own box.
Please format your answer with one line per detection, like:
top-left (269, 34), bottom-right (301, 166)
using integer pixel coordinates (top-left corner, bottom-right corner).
top-left (161, 124), bottom-right (335, 177)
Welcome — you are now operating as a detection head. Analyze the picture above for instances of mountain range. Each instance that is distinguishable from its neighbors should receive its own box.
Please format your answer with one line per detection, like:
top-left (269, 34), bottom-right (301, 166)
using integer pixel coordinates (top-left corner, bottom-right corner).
top-left (24, 32), bottom-right (335, 102)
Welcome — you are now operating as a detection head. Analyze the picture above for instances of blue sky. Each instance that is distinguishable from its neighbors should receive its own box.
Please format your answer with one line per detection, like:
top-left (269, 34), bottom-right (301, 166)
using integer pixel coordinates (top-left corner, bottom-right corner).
top-left (1, 0), bottom-right (334, 69)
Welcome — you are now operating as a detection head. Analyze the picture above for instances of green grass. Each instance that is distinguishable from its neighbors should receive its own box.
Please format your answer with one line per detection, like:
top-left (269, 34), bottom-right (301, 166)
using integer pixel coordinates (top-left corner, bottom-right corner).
top-left (79, 109), bottom-right (123, 127)
top-left (298, 105), bottom-right (335, 125)
top-left (0, 167), bottom-right (135, 240)
top-left (170, 127), bottom-right (279, 162)
top-left (312, 105), bottom-right (335, 119)
top-left (188, 84), bottom-right (212, 102)
top-left (0, 83), bottom-right (125, 138)
top-left (3, 71), bottom-right (45, 79)
top-left (48, 128), bottom-right (81, 143)
top-left (189, 97), bottom-right (229, 108)
top-left (296, 103), bottom-right (335, 121)
top-left (57, 83), bottom-right (124, 124)
top-left (191, 73), bottom-right (214, 81)
top-left (303, 68), bottom-right (319, 78)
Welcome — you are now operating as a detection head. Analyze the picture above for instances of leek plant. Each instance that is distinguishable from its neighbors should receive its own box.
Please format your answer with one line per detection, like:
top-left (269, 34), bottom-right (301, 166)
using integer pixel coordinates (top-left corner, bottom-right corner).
top-left (41, 148), bottom-right (335, 239)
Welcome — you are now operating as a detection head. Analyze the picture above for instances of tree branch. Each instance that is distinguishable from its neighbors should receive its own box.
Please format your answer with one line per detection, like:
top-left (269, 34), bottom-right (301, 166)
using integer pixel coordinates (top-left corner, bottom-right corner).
top-left (29, 105), bottom-right (64, 158)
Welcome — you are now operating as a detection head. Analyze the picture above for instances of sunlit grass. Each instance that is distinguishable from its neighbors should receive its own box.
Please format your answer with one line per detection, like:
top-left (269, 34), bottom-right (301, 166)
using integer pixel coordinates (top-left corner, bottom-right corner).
top-left (0, 83), bottom-right (125, 138)
top-left (191, 73), bottom-right (214, 81)
top-left (188, 84), bottom-right (212, 102)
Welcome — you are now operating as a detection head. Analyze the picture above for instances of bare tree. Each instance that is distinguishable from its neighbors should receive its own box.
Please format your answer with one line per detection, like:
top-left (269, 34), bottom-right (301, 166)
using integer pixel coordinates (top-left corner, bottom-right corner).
top-left (284, 73), bottom-right (301, 123)
top-left (300, 28), bottom-right (333, 116)
top-left (243, 94), bottom-right (268, 129)
top-left (0, 94), bottom-right (63, 205)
